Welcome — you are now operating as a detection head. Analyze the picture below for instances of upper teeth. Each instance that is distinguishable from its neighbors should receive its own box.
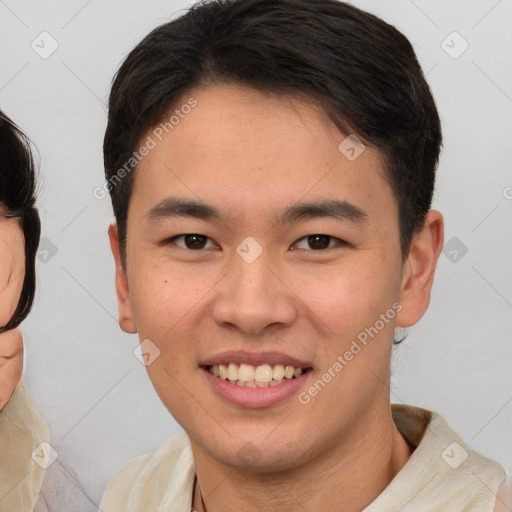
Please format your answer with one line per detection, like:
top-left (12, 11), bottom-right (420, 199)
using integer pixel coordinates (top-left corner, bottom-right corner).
top-left (209, 363), bottom-right (304, 387)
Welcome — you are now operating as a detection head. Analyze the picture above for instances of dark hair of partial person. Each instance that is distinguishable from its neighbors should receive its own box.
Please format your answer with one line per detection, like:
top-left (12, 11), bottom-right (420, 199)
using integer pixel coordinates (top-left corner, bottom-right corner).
top-left (0, 110), bottom-right (41, 334)
top-left (104, 0), bottom-right (442, 263)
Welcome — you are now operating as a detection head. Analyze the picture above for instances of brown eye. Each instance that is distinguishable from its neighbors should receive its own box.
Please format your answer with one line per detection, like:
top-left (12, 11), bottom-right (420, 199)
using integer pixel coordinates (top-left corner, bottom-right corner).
top-left (307, 235), bottom-right (331, 250)
top-left (184, 234), bottom-right (207, 249)
top-left (293, 234), bottom-right (343, 251)
top-left (170, 234), bottom-right (216, 250)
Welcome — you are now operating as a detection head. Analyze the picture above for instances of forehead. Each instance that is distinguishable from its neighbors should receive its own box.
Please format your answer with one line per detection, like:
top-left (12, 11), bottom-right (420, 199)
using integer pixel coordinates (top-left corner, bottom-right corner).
top-left (130, 83), bottom-right (396, 226)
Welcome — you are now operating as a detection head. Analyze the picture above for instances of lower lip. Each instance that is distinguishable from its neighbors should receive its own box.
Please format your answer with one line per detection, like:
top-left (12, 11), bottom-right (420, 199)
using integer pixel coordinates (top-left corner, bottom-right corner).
top-left (201, 367), bottom-right (311, 408)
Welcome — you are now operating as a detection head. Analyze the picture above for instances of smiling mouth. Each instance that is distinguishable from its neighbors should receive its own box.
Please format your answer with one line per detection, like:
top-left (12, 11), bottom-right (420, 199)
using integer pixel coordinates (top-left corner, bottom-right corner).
top-left (203, 363), bottom-right (312, 387)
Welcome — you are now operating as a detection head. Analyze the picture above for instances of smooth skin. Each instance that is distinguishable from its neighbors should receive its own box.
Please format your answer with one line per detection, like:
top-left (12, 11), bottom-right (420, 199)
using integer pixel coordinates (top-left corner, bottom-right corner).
top-left (109, 83), bottom-right (444, 511)
top-left (0, 214), bottom-right (25, 411)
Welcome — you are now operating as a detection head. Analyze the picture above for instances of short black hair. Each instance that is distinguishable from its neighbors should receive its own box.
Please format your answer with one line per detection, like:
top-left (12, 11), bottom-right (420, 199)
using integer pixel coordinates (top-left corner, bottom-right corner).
top-left (0, 110), bottom-right (41, 333)
top-left (104, 0), bottom-right (442, 264)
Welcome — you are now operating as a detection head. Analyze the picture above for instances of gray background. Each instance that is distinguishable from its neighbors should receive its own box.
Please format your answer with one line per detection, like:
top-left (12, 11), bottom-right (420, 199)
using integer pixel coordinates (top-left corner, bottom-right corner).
top-left (1, 0), bottom-right (511, 507)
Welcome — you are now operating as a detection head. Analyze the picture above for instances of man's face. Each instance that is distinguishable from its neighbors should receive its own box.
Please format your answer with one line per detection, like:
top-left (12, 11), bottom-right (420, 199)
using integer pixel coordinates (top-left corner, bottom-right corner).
top-left (112, 83), bottom-right (412, 471)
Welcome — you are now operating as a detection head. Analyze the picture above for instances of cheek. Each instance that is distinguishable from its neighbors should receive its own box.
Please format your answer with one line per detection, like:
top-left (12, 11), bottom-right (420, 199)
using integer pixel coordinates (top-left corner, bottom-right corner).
top-left (294, 259), bottom-right (399, 336)
top-left (0, 237), bottom-right (25, 325)
top-left (129, 260), bottom-right (214, 339)
top-left (0, 272), bottom-right (24, 326)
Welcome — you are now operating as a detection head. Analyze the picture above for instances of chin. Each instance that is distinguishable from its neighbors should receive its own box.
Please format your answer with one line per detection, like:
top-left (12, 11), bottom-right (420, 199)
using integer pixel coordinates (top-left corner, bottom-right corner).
top-left (208, 433), bottom-right (311, 474)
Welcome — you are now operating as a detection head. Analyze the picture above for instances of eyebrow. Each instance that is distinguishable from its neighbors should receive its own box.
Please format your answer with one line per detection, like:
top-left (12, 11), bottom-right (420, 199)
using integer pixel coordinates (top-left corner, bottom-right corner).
top-left (145, 196), bottom-right (368, 225)
top-left (277, 199), bottom-right (368, 225)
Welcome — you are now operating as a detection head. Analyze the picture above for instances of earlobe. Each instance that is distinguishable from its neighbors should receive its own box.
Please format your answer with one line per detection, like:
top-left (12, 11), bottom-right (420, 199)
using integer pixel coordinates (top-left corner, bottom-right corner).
top-left (396, 210), bottom-right (444, 328)
top-left (108, 223), bottom-right (137, 334)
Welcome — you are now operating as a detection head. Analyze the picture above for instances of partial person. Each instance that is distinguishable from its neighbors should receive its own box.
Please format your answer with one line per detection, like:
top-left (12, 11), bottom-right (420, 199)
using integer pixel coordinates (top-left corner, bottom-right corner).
top-left (0, 110), bottom-right (49, 512)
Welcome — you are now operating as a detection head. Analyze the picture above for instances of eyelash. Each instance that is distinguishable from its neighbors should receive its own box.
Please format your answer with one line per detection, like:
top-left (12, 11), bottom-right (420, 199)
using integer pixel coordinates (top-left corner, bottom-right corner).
top-left (166, 234), bottom-right (346, 251)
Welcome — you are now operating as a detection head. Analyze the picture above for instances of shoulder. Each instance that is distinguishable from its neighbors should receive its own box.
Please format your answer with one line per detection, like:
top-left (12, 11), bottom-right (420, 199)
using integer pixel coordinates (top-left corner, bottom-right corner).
top-left (99, 434), bottom-right (195, 512)
top-left (494, 476), bottom-right (512, 511)
top-left (0, 382), bottom-right (49, 512)
top-left (367, 404), bottom-right (507, 511)
top-left (417, 408), bottom-right (505, 508)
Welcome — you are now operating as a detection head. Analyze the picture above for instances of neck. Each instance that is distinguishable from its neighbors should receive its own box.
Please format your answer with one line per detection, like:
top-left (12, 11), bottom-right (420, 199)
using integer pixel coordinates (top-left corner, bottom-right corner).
top-left (191, 405), bottom-right (412, 512)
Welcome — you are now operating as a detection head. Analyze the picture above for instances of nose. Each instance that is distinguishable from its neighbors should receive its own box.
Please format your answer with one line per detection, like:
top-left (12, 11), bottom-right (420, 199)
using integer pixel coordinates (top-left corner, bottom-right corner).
top-left (211, 251), bottom-right (298, 337)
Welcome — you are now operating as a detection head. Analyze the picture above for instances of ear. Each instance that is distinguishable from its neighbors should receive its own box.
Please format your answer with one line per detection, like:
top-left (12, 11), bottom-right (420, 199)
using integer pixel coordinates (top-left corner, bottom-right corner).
top-left (396, 210), bottom-right (444, 328)
top-left (108, 223), bottom-right (137, 334)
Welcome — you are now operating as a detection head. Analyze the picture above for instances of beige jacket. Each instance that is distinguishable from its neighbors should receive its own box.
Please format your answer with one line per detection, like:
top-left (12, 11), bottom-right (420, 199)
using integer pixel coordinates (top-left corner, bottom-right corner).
top-left (100, 404), bottom-right (506, 511)
top-left (0, 382), bottom-right (49, 512)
